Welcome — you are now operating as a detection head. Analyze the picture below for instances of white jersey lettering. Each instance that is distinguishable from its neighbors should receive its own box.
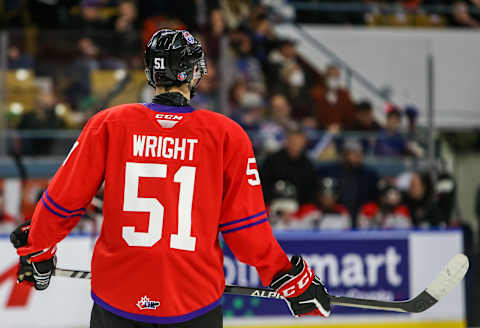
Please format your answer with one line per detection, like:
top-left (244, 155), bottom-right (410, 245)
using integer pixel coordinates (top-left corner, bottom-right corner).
top-left (133, 135), bottom-right (198, 161)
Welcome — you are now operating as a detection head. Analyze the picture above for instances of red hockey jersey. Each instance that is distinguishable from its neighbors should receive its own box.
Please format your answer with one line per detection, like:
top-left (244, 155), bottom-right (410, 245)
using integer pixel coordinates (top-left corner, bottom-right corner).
top-left (18, 102), bottom-right (290, 324)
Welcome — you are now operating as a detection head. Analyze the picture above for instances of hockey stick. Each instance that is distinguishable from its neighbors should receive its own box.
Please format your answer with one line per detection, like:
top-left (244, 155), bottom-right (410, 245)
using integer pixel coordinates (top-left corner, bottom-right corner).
top-left (53, 253), bottom-right (468, 313)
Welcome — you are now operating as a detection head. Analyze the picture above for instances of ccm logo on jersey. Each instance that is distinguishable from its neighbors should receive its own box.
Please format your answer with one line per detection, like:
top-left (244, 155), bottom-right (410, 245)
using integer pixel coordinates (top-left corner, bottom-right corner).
top-left (136, 296), bottom-right (160, 310)
top-left (155, 113), bottom-right (183, 128)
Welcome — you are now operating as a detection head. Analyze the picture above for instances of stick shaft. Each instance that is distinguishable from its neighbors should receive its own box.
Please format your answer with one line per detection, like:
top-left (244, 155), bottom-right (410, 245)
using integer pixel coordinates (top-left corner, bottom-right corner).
top-left (223, 285), bottom-right (409, 312)
top-left (54, 268), bottom-right (408, 312)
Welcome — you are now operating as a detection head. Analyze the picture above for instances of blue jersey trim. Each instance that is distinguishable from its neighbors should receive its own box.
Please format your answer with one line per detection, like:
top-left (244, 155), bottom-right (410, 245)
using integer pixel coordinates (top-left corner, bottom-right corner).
top-left (44, 191), bottom-right (86, 213)
top-left (41, 196), bottom-right (84, 219)
top-left (91, 291), bottom-right (221, 324)
top-left (221, 218), bottom-right (269, 234)
top-left (219, 210), bottom-right (266, 228)
top-left (141, 103), bottom-right (195, 113)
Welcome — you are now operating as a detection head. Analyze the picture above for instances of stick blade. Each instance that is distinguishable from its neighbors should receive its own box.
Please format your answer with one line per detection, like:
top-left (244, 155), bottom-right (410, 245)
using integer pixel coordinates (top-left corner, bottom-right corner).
top-left (425, 253), bottom-right (469, 302)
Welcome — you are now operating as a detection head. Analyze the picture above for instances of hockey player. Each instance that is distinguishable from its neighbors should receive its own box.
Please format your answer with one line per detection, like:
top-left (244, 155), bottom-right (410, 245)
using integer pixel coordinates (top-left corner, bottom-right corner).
top-left (10, 29), bottom-right (330, 327)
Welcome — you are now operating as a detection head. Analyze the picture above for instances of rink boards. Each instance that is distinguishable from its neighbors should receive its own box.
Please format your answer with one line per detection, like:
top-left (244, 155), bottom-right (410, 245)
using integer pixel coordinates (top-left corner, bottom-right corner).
top-left (0, 230), bottom-right (465, 328)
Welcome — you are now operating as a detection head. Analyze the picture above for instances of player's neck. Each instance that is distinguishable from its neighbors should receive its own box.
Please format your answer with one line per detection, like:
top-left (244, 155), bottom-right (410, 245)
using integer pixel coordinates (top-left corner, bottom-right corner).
top-left (155, 85), bottom-right (191, 100)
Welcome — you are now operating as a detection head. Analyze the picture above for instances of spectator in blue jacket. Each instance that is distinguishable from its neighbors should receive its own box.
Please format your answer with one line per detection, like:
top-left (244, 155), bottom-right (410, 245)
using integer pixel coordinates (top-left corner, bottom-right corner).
top-left (374, 106), bottom-right (408, 156)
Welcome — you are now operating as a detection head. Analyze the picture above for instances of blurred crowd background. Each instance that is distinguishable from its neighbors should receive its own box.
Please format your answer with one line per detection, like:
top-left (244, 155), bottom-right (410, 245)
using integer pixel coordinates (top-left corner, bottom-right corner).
top-left (1, 0), bottom-right (480, 324)
top-left (1, 0), bottom-right (479, 234)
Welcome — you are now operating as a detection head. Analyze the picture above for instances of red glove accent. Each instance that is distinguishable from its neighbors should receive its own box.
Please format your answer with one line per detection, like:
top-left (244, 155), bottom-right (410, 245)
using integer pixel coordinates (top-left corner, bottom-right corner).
top-left (276, 258), bottom-right (314, 298)
top-left (271, 256), bottom-right (331, 318)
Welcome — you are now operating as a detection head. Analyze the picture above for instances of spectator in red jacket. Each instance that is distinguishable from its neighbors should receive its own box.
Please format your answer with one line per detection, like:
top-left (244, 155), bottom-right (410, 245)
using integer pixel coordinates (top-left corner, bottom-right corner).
top-left (357, 180), bottom-right (412, 229)
top-left (311, 64), bottom-right (356, 129)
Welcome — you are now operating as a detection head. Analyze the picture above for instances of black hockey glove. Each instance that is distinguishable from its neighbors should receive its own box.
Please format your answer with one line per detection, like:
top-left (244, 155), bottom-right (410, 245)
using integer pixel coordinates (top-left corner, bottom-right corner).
top-left (270, 256), bottom-right (331, 317)
top-left (10, 220), bottom-right (57, 291)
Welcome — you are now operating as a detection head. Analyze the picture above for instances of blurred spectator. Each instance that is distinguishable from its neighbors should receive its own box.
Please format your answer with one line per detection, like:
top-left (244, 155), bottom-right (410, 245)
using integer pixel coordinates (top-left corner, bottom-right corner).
top-left (267, 39), bottom-right (298, 90)
top-left (279, 62), bottom-right (312, 118)
top-left (399, 172), bottom-right (444, 227)
top-left (200, 9), bottom-right (225, 60)
top-left (66, 37), bottom-right (100, 110)
top-left (434, 171), bottom-right (457, 226)
top-left (228, 78), bottom-right (263, 112)
top-left (228, 78), bottom-right (246, 110)
top-left (229, 30), bottom-right (265, 93)
top-left (191, 63), bottom-right (220, 111)
top-left (230, 90), bottom-right (265, 150)
top-left (358, 180), bottom-right (412, 229)
top-left (452, 1), bottom-right (480, 28)
top-left (311, 64), bottom-right (356, 129)
top-left (267, 40), bottom-right (312, 118)
top-left (250, 13), bottom-right (276, 68)
top-left (116, 0), bottom-right (138, 27)
top-left (68, 0), bottom-right (113, 34)
top-left (261, 130), bottom-right (318, 206)
top-left (404, 104), bottom-right (420, 135)
top-left (319, 138), bottom-right (379, 224)
top-left (346, 100), bottom-right (381, 153)
top-left (194, 0), bottom-right (221, 30)
top-left (113, 0), bottom-right (142, 64)
top-left (17, 90), bottom-right (67, 156)
top-left (296, 177), bottom-right (352, 230)
top-left (348, 100), bottom-right (382, 132)
top-left (268, 180), bottom-right (303, 229)
top-left (7, 45), bottom-right (34, 69)
top-left (259, 94), bottom-right (297, 154)
top-left (374, 106), bottom-right (409, 156)
top-left (221, 0), bottom-right (251, 29)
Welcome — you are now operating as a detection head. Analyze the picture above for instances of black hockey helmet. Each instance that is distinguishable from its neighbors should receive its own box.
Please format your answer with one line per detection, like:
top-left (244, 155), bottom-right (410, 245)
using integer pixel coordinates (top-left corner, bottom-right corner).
top-left (318, 177), bottom-right (339, 198)
top-left (144, 29), bottom-right (207, 93)
top-left (377, 179), bottom-right (402, 206)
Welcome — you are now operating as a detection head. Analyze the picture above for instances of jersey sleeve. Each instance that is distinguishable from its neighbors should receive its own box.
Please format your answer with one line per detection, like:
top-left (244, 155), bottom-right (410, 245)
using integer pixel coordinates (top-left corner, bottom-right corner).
top-left (18, 114), bottom-right (107, 258)
top-left (219, 122), bottom-right (290, 286)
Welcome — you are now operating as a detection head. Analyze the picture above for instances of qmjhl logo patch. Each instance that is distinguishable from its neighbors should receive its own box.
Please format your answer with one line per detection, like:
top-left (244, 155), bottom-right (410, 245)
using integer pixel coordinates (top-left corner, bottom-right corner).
top-left (136, 296), bottom-right (160, 310)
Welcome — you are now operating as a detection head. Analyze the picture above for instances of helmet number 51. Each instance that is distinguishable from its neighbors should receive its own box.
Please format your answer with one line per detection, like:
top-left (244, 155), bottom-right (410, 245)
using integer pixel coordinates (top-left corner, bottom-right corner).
top-left (154, 58), bottom-right (166, 70)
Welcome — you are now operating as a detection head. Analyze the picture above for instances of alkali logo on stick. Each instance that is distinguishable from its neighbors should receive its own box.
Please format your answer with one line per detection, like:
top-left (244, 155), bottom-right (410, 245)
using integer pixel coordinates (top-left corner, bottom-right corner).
top-left (136, 296), bottom-right (160, 310)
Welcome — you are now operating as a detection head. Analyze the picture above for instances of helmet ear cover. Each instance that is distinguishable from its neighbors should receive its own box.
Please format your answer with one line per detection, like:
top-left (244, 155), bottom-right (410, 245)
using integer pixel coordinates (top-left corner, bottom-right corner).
top-left (144, 30), bottom-right (208, 94)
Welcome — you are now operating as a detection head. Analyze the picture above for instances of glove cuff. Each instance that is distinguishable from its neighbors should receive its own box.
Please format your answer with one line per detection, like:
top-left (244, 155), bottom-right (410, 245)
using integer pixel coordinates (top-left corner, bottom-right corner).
top-left (29, 245), bottom-right (57, 263)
